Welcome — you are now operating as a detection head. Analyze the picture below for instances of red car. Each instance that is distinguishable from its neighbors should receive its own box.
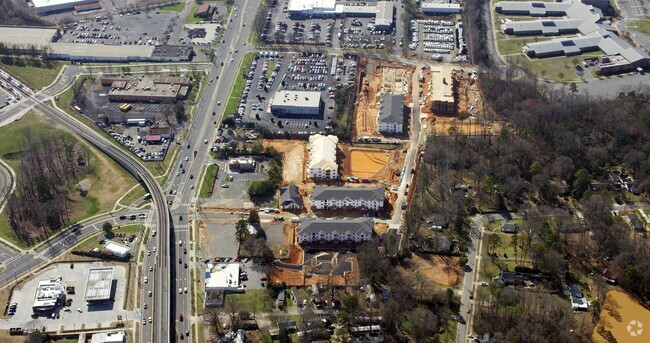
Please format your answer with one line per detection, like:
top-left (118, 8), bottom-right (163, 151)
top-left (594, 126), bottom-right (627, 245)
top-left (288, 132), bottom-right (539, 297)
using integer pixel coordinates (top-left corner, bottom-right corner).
top-left (260, 276), bottom-right (267, 281)
top-left (179, 313), bottom-right (184, 321)
top-left (469, 291), bottom-right (474, 300)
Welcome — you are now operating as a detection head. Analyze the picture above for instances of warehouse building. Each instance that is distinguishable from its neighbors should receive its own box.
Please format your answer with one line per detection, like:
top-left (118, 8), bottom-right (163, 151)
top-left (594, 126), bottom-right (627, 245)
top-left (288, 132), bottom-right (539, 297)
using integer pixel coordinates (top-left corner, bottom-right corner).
top-left (103, 75), bottom-right (191, 103)
top-left (429, 66), bottom-right (456, 114)
top-left (32, 0), bottom-right (98, 15)
top-left (377, 93), bottom-right (405, 134)
top-left (271, 90), bottom-right (323, 118)
top-left (297, 217), bottom-right (374, 244)
top-left (74, 2), bottom-right (102, 13)
top-left (32, 278), bottom-right (64, 312)
top-left (85, 267), bottom-right (114, 304)
top-left (421, 2), bottom-right (462, 15)
top-left (0, 26), bottom-right (60, 52)
top-left (287, 0), bottom-right (394, 30)
top-left (374, 1), bottom-right (395, 31)
top-left (228, 157), bottom-right (256, 172)
top-left (104, 241), bottom-right (130, 259)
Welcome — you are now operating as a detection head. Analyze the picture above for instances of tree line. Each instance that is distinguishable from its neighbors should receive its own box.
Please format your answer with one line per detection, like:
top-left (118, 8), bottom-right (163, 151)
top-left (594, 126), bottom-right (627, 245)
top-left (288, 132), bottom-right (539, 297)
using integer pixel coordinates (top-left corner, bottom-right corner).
top-left (6, 130), bottom-right (92, 244)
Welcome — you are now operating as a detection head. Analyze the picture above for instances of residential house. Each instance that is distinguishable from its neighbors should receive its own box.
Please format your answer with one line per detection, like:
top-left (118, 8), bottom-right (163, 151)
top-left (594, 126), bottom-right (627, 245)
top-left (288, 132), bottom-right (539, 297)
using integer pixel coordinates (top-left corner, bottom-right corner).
top-left (570, 285), bottom-right (589, 311)
top-left (280, 185), bottom-right (304, 210)
top-left (628, 213), bottom-right (645, 231)
top-left (311, 186), bottom-right (385, 211)
top-left (195, 4), bottom-right (214, 18)
top-left (307, 134), bottom-right (339, 179)
top-left (297, 217), bottom-right (374, 244)
top-left (503, 222), bottom-right (519, 234)
top-left (498, 270), bottom-right (524, 285)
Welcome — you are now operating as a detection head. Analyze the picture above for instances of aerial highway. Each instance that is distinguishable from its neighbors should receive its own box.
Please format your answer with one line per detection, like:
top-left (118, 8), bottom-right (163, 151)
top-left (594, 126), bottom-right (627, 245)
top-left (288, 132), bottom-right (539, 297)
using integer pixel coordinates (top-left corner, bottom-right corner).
top-left (2, 73), bottom-right (172, 343)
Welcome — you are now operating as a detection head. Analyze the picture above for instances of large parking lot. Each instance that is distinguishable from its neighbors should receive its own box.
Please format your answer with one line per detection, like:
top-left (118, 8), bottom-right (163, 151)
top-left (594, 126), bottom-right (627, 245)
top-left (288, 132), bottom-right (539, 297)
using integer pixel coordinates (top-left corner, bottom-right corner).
top-left (202, 159), bottom-right (269, 208)
top-left (409, 18), bottom-right (466, 63)
top-left (59, 11), bottom-right (179, 47)
top-left (238, 52), bottom-right (358, 135)
top-left (2, 262), bottom-right (129, 332)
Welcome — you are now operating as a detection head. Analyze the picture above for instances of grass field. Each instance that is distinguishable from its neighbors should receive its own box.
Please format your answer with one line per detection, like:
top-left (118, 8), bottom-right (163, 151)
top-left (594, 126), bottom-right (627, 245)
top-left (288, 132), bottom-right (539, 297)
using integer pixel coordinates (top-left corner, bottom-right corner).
top-left (224, 52), bottom-right (256, 117)
top-left (1, 60), bottom-right (66, 90)
top-left (73, 224), bottom-right (143, 252)
top-left (497, 37), bottom-right (549, 55)
top-left (199, 164), bottom-right (219, 198)
top-left (628, 19), bottom-right (650, 36)
top-left (228, 289), bottom-right (273, 313)
top-left (159, 3), bottom-right (185, 12)
top-left (0, 111), bottom-right (139, 247)
top-left (506, 54), bottom-right (596, 82)
top-left (186, 6), bottom-right (202, 24)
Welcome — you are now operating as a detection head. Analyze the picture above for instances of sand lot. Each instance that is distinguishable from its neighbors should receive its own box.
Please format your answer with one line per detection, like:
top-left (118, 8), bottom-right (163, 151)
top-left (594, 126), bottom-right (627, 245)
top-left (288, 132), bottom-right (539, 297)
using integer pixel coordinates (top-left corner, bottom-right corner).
top-left (262, 140), bottom-right (305, 185)
top-left (593, 290), bottom-right (650, 343)
top-left (350, 149), bottom-right (389, 178)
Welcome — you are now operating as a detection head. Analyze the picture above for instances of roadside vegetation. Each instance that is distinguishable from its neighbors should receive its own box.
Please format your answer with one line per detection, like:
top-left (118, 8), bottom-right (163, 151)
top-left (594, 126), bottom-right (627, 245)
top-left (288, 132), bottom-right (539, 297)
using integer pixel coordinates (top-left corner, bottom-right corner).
top-left (628, 19), bottom-right (650, 35)
top-left (0, 58), bottom-right (66, 90)
top-left (330, 85), bottom-right (355, 141)
top-left (159, 2), bottom-right (185, 12)
top-left (223, 52), bottom-right (256, 119)
top-left (199, 164), bottom-right (219, 198)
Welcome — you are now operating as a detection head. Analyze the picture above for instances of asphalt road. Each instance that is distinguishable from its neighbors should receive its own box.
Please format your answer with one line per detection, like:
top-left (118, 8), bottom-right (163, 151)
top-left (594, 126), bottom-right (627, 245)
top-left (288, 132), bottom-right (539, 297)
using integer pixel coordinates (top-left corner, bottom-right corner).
top-left (0, 159), bottom-right (12, 211)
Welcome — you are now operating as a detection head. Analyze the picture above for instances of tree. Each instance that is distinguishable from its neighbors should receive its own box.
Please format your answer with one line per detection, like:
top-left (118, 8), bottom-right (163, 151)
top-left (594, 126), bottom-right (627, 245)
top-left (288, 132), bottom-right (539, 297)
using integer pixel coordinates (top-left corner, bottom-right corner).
top-left (571, 168), bottom-right (591, 199)
top-left (224, 295), bottom-right (241, 327)
top-left (488, 233), bottom-right (502, 256)
top-left (202, 307), bottom-right (224, 336)
top-left (235, 219), bottom-right (249, 255)
top-left (175, 103), bottom-right (187, 123)
top-left (248, 209), bottom-right (260, 224)
top-left (569, 82), bottom-right (578, 94)
top-left (102, 221), bottom-right (113, 235)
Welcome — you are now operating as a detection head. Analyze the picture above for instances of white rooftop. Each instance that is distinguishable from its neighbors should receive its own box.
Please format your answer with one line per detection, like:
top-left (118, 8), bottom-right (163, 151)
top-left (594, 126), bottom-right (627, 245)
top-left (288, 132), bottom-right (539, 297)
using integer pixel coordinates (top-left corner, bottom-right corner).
top-left (33, 278), bottom-right (64, 309)
top-left (205, 263), bottom-right (240, 289)
top-left (85, 267), bottom-right (114, 301)
top-left (31, 0), bottom-right (91, 8)
top-left (309, 134), bottom-right (338, 171)
top-left (90, 331), bottom-right (126, 343)
top-left (0, 26), bottom-right (57, 49)
top-left (288, 0), bottom-right (337, 12)
top-left (271, 90), bottom-right (322, 108)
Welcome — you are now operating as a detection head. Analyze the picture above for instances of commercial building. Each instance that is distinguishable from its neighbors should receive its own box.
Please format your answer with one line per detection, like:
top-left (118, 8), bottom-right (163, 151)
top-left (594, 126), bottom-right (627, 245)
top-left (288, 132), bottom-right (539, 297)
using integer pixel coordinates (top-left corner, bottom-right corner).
top-left (308, 134), bottom-right (339, 180)
top-left (90, 332), bottom-right (126, 343)
top-left (311, 186), bottom-right (385, 211)
top-left (287, 0), bottom-right (394, 31)
top-left (297, 217), bottom-right (374, 244)
top-left (195, 3), bottom-right (215, 18)
top-left (150, 45), bottom-right (194, 62)
top-left (0, 26), bottom-right (60, 52)
top-left (32, 0), bottom-right (97, 15)
top-left (228, 157), bottom-right (256, 172)
top-left (421, 2), bottom-right (462, 15)
top-left (497, 1), bottom-right (650, 73)
top-left (104, 241), bottom-right (130, 259)
top-left (429, 66), bottom-right (456, 114)
top-left (48, 43), bottom-right (154, 62)
top-left (205, 263), bottom-right (241, 307)
top-left (102, 75), bottom-right (191, 103)
top-left (271, 90), bottom-right (323, 118)
top-left (280, 185), bottom-right (304, 210)
top-left (32, 278), bottom-right (64, 312)
top-left (85, 267), bottom-right (114, 303)
top-left (74, 2), bottom-right (102, 13)
top-left (377, 93), bottom-right (405, 134)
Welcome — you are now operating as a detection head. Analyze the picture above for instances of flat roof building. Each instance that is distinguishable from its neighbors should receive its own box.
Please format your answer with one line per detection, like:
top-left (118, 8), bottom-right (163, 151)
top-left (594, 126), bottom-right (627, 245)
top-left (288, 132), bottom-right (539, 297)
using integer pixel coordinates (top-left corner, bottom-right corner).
top-left (32, 0), bottom-right (98, 15)
top-left (429, 66), bottom-right (456, 114)
top-left (103, 75), bottom-right (191, 103)
top-left (228, 157), bottom-right (256, 172)
top-left (90, 332), bottom-right (126, 343)
top-left (32, 278), bottom-right (64, 312)
top-left (150, 45), bottom-right (194, 62)
top-left (308, 134), bottom-right (339, 180)
top-left (421, 2), bottom-right (462, 15)
top-left (205, 263), bottom-right (240, 307)
top-left (48, 43), bottom-right (154, 62)
top-left (271, 90), bottom-right (323, 118)
top-left (85, 267), bottom-right (114, 303)
top-left (377, 93), bottom-right (405, 134)
top-left (374, 2), bottom-right (395, 31)
top-left (297, 217), bottom-right (374, 244)
top-left (0, 26), bottom-right (59, 51)
top-left (104, 241), bottom-right (130, 259)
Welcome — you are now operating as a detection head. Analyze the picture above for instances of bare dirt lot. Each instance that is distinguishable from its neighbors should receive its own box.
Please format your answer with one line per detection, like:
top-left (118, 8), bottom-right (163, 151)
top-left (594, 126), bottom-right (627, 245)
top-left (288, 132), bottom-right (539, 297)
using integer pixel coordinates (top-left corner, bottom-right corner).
top-left (340, 144), bottom-right (406, 186)
top-left (400, 253), bottom-right (462, 287)
top-left (262, 139), bottom-right (306, 185)
top-left (593, 290), bottom-right (650, 343)
top-left (353, 60), bottom-right (414, 138)
top-left (432, 117), bottom-right (501, 137)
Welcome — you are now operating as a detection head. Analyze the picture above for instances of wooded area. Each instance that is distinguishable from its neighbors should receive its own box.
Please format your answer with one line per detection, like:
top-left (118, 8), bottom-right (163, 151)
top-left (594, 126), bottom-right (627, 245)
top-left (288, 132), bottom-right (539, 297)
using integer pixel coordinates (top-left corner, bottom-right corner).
top-left (6, 131), bottom-right (92, 244)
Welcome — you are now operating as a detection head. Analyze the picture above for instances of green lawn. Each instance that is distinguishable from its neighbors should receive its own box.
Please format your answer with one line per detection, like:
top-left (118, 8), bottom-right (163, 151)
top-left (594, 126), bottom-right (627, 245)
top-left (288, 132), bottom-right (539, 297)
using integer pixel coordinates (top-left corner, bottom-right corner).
top-left (159, 3), bottom-right (185, 12)
top-left (228, 289), bottom-right (273, 313)
top-left (224, 52), bottom-right (256, 117)
top-left (199, 164), bottom-right (219, 198)
top-left (628, 19), bottom-right (650, 36)
top-left (506, 54), bottom-right (596, 82)
top-left (1, 60), bottom-right (66, 90)
top-left (186, 6), bottom-right (203, 24)
top-left (74, 224), bottom-right (143, 252)
top-left (497, 37), bottom-right (549, 55)
top-left (0, 212), bottom-right (28, 249)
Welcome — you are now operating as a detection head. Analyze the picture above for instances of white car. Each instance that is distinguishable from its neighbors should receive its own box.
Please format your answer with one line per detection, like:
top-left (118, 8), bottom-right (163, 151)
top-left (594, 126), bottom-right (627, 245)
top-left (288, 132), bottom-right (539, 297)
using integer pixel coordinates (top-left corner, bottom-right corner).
top-left (147, 250), bottom-right (151, 256)
top-left (179, 240), bottom-right (183, 246)
top-left (144, 303), bottom-right (147, 309)
top-left (184, 287), bottom-right (188, 293)
top-left (149, 266), bottom-right (153, 272)
top-left (142, 319), bottom-right (146, 325)
top-left (217, 101), bottom-right (221, 106)
top-left (153, 246), bottom-right (156, 252)
top-left (144, 276), bottom-right (148, 284)
top-left (76, 308), bottom-right (83, 313)
top-left (148, 291), bottom-right (152, 297)
top-left (149, 317), bottom-right (152, 323)
top-left (204, 139), bottom-right (208, 144)
top-left (179, 288), bottom-right (183, 294)
top-left (185, 156), bottom-right (189, 161)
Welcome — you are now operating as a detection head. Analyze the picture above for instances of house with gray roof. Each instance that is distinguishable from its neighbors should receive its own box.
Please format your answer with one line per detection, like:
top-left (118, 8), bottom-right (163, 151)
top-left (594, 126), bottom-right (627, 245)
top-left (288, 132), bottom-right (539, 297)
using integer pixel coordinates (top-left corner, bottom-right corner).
top-left (280, 185), bottom-right (304, 210)
top-left (297, 217), bottom-right (374, 243)
top-left (311, 186), bottom-right (385, 211)
top-left (377, 93), bottom-right (405, 134)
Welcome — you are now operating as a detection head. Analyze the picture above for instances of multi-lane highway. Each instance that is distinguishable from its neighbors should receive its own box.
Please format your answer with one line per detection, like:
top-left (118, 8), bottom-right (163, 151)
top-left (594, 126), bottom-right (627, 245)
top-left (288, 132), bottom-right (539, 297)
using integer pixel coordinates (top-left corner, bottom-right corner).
top-left (0, 159), bottom-right (13, 211)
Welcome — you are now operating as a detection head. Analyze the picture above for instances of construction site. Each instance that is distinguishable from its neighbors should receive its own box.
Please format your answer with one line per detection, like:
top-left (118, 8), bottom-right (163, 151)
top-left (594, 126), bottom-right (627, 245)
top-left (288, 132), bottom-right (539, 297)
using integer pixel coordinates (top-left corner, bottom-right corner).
top-left (340, 144), bottom-right (406, 187)
top-left (353, 60), bottom-right (415, 138)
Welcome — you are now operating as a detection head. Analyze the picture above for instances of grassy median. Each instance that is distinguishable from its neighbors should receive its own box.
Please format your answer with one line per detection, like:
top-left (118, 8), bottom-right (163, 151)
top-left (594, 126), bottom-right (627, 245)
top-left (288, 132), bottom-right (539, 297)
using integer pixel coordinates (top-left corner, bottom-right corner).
top-left (223, 52), bottom-right (256, 118)
top-left (199, 164), bottom-right (219, 198)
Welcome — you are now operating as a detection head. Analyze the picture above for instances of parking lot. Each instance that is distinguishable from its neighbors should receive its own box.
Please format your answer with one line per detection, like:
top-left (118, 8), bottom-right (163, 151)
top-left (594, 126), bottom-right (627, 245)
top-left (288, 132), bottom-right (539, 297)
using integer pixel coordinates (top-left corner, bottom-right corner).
top-left (59, 11), bottom-right (179, 47)
top-left (202, 159), bottom-right (269, 208)
top-left (180, 24), bottom-right (222, 45)
top-left (239, 52), bottom-right (358, 135)
top-left (3, 262), bottom-right (130, 331)
top-left (261, 5), bottom-right (335, 46)
top-left (339, 16), bottom-right (395, 49)
top-left (409, 18), bottom-right (465, 63)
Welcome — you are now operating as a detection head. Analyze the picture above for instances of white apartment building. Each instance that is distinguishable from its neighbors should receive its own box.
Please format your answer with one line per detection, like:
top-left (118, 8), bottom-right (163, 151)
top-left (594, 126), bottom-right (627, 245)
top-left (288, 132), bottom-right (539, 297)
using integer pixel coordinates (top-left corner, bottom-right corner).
top-left (308, 134), bottom-right (339, 179)
top-left (311, 186), bottom-right (385, 211)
